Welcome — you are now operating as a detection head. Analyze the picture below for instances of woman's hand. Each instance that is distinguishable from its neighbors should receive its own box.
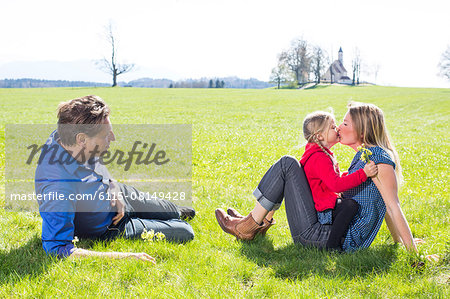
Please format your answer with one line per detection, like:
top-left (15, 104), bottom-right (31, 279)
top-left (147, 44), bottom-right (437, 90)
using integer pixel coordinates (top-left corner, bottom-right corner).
top-left (425, 254), bottom-right (440, 262)
top-left (413, 239), bottom-right (440, 263)
top-left (414, 238), bottom-right (426, 245)
top-left (363, 161), bottom-right (378, 178)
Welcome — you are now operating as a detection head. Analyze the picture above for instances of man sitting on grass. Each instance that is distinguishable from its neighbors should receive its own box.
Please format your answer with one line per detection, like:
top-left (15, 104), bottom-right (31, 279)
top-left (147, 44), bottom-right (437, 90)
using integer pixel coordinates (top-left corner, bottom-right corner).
top-left (36, 95), bottom-right (195, 262)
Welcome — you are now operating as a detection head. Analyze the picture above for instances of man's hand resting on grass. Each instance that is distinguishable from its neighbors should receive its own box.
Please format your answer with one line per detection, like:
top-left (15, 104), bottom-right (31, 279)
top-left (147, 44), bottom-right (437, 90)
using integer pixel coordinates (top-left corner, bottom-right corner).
top-left (70, 248), bottom-right (156, 264)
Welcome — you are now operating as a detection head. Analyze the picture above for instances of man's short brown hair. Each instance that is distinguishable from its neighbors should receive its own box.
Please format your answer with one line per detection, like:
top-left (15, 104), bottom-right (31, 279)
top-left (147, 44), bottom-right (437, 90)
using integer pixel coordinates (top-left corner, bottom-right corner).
top-left (57, 95), bottom-right (111, 146)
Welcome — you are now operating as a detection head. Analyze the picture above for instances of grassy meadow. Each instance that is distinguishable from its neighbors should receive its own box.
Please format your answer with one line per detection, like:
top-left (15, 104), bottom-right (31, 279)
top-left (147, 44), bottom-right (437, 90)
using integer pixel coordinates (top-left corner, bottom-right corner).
top-left (0, 85), bottom-right (449, 297)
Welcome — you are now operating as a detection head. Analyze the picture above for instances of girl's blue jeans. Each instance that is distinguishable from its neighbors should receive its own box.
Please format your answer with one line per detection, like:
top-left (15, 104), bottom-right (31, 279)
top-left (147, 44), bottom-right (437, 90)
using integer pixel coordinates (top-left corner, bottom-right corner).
top-left (253, 156), bottom-right (331, 248)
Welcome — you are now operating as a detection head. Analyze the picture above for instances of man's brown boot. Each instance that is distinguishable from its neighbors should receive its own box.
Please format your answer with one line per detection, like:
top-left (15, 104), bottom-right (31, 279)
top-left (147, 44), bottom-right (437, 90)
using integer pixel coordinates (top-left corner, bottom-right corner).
top-left (227, 207), bottom-right (275, 236)
top-left (215, 208), bottom-right (262, 241)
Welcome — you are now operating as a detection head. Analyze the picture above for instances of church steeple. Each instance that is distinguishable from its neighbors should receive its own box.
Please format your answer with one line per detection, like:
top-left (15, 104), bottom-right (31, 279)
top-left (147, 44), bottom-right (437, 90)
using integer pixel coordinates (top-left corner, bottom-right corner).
top-left (338, 47), bottom-right (343, 64)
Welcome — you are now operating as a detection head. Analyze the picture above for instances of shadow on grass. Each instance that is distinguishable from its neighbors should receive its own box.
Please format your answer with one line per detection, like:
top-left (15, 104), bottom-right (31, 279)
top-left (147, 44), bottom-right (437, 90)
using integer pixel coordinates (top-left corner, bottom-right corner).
top-left (240, 236), bottom-right (399, 280)
top-left (304, 84), bottom-right (330, 90)
top-left (0, 234), bottom-right (56, 285)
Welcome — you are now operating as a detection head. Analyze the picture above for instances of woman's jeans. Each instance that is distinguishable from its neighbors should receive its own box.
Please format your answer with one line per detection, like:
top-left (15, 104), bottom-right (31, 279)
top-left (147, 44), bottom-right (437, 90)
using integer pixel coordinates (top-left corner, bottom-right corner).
top-left (253, 156), bottom-right (331, 248)
top-left (101, 183), bottom-right (194, 242)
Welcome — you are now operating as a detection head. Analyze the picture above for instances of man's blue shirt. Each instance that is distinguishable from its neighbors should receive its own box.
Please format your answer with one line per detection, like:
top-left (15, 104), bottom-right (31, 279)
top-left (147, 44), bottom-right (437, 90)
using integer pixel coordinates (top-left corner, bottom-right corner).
top-left (35, 130), bottom-right (115, 257)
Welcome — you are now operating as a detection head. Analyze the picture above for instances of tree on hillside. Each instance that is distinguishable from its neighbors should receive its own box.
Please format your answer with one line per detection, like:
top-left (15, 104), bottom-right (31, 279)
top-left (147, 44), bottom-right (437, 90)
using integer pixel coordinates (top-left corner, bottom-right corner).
top-left (438, 45), bottom-right (450, 80)
top-left (97, 22), bottom-right (135, 87)
top-left (373, 63), bottom-right (381, 83)
top-left (270, 63), bottom-right (290, 89)
top-left (209, 79), bottom-right (214, 88)
top-left (352, 48), bottom-right (362, 85)
top-left (214, 79), bottom-right (225, 88)
top-left (362, 62), bottom-right (380, 84)
top-left (278, 38), bottom-right (311, 86)
top-left (311, 46), bottom-right (327, 84)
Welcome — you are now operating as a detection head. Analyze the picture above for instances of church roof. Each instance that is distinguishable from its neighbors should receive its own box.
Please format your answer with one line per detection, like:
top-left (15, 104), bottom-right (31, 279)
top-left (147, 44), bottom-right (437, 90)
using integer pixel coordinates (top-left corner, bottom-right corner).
top-left (331, 60), bottom-right (347, 74)
top-left (339, 47), bottom-right (343, 52)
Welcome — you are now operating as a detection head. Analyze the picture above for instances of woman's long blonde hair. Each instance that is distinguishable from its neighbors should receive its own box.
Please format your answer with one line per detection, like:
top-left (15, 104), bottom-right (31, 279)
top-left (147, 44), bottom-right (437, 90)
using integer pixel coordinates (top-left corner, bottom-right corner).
top-left (347, 101), bottom-right (403, 183)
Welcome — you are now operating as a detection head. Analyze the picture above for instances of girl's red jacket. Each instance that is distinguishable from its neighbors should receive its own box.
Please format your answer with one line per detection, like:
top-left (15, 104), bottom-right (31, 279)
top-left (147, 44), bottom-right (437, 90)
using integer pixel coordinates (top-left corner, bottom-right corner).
top-left (299, 143), bottom-right (367, 211)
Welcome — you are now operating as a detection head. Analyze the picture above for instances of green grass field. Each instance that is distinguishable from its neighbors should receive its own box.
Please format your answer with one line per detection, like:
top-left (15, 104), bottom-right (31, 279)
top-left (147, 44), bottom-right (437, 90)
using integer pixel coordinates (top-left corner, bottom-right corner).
top-left (0, 86), bottom-right (449, 297)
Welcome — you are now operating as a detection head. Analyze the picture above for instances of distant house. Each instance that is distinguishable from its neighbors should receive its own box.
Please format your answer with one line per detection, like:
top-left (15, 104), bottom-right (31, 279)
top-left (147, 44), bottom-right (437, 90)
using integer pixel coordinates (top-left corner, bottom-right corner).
top-left (322, 47), bottom-right (352, 84)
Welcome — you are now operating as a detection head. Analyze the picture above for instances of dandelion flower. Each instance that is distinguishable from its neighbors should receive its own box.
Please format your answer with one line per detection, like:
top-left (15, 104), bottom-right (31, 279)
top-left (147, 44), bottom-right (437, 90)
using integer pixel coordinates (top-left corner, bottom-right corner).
top-left (72, 236), bottom-right (79, 247)
top-left (155, 232), bottom-right (166, 241)
top-left (358, 144), bottom-right (372, 163)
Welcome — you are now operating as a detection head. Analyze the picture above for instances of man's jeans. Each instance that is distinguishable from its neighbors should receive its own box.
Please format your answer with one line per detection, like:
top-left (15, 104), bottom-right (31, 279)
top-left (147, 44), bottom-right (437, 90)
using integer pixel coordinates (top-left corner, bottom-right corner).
top-left (101, 183), bottom-right (194, 242)
top-left (253, 156), bottom-right (331, 248)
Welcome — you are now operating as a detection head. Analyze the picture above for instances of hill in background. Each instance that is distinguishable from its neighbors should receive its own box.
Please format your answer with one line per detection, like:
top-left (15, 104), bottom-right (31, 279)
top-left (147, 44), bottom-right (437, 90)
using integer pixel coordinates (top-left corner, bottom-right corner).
top-left (0, 77), bottom-right (274, 89)
top-left (0, 78), bottom-right (109, 88)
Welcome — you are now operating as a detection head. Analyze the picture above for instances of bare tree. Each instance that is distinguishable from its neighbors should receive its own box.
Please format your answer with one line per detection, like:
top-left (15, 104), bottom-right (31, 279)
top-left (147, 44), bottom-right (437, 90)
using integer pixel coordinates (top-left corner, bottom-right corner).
top-left (279, 38), bottom-right (311, 86)
top-left (438, 45), bottom-right (450, 80)
top-left (311, 46), bottom-right (327, 84)
top-left (270, 63), bottom-right (290, 89)
top-left (97, 23), bottom-right (135, 87)
top-left (352, 48), bottom-right (361, 85)
top-left (373, 63), bottom-right (381, 83)
top-left (362, 63), bottom-right (381, 84)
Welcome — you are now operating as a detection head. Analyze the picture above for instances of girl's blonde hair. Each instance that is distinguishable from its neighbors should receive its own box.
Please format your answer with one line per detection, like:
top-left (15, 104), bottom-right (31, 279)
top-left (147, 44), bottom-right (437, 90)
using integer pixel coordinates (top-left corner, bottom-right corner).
top-left (303, 111), bottom-right (338, 171)
top-left (347, 101), bottom-right (403, 182)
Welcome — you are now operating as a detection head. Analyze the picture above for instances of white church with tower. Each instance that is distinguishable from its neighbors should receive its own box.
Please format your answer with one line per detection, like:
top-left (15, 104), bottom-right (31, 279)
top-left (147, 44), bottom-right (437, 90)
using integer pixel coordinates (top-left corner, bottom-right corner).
top-left (322, 47), bottom-right (352, 84)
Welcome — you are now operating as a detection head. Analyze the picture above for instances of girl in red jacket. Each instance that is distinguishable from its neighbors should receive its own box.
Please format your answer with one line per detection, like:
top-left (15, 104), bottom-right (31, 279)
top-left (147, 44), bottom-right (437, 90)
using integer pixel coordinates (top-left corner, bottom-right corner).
top-left (300, 111), bottom-right (378, 249)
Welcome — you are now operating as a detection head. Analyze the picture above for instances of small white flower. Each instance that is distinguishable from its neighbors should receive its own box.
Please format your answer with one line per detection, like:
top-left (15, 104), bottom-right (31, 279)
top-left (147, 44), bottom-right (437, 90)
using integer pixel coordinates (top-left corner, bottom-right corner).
top-left (72, 236), bottom-right (79, 247)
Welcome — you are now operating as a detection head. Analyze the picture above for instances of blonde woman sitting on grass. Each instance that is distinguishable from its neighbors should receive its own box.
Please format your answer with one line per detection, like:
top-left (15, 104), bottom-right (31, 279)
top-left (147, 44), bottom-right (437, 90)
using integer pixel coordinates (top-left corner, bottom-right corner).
top-left (216, 102), bottom-right (438, 261)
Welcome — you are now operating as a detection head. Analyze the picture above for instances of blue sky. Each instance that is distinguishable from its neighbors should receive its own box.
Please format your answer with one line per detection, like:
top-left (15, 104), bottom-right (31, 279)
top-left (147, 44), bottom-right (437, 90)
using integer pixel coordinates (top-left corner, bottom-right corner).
top-left (1, 0), bottom-right (449, 87)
